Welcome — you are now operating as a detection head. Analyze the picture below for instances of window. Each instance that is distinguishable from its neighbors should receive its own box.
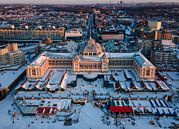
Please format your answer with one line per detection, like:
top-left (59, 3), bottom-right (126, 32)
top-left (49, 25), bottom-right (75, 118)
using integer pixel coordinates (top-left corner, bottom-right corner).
top-left (32, 69), bottom-right (36, 76)
top-left (146, 69), bottom-right (150, 76)
top-left (89, 64), bottom-right (92, 69)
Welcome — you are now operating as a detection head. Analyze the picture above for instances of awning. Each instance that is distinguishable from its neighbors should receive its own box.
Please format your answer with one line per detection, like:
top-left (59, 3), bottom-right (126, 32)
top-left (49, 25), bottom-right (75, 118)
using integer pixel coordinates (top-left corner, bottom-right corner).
top-left (36, 107), bottom-right (57, 115)
top-left (109, 106), bottom-right (133, 113)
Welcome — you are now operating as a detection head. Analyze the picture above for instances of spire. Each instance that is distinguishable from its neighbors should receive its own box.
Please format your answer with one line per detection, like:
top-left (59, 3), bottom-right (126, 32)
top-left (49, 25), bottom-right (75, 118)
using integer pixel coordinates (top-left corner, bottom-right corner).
top-left (89, 28), bottom-right (92, 39)
top-left (88, 37), bottom-right (95, 45)
top-left (89, 35), bottom-right (92, 39)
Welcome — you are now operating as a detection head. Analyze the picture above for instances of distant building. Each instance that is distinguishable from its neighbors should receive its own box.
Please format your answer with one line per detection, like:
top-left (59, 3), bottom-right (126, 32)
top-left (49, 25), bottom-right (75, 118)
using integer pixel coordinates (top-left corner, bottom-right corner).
top-left (27, 38), bottom-right (156, 81)
top-left (173, 35), bottom-right (179, 44)
top-left (176, 50), bottom-right (179, 71)
top-left (124, 27), bottom-right (136, 43)
top-left (154, 30), bottom-right (172, 40)
top-left (0, 43), bottom-right (25, 66)
top-left (99, 30), bottom-right (124, 41)
top-left (151, 40), bottom-right (178, 71)
top-left (0, 28), bottom-right (65, 41)
top-left (148, 21), bottom-right (162, 31)
top-left (140, 40), bottom-right (153, 59)
top-left (65, 28), bottom-right (83, 40)
top-left (93, 9), bottom-right (101, 15)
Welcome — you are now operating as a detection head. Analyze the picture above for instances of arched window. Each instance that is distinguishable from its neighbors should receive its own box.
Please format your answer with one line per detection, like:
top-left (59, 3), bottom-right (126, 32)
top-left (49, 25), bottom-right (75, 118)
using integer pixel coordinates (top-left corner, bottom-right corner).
top-left (146, 69), bottom-right (150, 76)
top-left (32, 68), bottom-right (36, 75)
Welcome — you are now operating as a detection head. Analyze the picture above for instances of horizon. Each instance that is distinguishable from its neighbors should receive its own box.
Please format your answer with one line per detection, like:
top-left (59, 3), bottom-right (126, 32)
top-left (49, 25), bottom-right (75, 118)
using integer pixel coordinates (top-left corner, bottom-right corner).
top-left (0, 0), bottom-right (178, 4)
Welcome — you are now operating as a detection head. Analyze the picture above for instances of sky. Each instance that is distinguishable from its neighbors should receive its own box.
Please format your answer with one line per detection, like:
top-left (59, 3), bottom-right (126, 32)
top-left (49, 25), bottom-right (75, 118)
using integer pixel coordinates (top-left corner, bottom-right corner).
top-left (0, 0), bottom-right (178, 4)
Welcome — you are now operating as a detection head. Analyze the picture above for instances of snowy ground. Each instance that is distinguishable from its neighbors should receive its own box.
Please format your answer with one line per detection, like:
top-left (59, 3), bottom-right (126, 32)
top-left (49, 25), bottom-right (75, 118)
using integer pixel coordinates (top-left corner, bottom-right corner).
top-left (0, 77), bottom-right (178, 129)
top-left (0, 90), bottom-right (178, 129)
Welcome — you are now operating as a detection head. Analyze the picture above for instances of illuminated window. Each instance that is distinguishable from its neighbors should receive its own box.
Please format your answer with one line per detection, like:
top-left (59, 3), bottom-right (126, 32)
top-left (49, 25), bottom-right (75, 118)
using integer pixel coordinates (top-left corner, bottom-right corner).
top-left (32, 69), bottom-right (36, 75)
top-left (146, 70), bottom-right (150, 76)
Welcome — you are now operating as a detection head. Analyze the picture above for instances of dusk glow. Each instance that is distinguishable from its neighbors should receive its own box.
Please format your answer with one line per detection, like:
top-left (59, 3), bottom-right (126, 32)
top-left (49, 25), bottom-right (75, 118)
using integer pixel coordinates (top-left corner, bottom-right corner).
top-left (0, 0), bottom-right (178, 4)
top-left (0, 2), bottom-right (179, 129)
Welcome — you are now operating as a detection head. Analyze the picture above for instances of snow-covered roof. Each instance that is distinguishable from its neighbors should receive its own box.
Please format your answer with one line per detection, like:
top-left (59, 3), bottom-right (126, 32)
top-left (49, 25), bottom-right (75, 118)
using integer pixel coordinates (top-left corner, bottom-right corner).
top-left (60, 72), bottom-right (68, 90)
top-left (47, 70), bottom-right (65, 91)
top-left (108, 52), bottom-right (135, 59)
top-left (30, 51), bottom-right (73, 66)
top-left (77, 55), bottom-right (102, 62)
top-left (21, 81), bottom-right (36, 90)
top-left (109, 52), bottom-right (154, 67)
top-left (0, 66), bottom-right (26, 89)
top-left (44, 51), bottom-right (73, 59)
top-left (57, 99), bottom-right (72, 110)
top-left (134, 52), bottom-right (154, 67)
top-left (48, 70), bottom-right (65, 84)
top-left (31, 53), bottom-right (48, 66)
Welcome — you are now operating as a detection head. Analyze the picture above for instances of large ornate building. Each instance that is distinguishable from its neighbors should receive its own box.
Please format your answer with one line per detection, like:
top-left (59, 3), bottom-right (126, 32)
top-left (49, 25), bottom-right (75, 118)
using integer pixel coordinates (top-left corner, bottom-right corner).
top-left (73, 38), bottom-right (109, 72)
top-left (27, 38), bottom-right (156, 80)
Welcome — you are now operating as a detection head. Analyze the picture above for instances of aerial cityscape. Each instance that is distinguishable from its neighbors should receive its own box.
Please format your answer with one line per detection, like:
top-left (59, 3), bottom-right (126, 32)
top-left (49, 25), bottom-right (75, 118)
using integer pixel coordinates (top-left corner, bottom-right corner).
top-left (0, 1), bottom-right (179, 129)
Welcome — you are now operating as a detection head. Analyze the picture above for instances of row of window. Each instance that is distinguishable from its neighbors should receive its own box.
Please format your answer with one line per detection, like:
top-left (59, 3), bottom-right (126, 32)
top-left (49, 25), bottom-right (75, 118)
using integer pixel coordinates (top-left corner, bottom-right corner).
top-left (83, 52), bottom-right (97, 56)
top-left (49, 60), bottom-right (72, 66)
top-left (79, 63), bottom-right (101, 69)
top-left (109, 60), bottom-right (133, 66)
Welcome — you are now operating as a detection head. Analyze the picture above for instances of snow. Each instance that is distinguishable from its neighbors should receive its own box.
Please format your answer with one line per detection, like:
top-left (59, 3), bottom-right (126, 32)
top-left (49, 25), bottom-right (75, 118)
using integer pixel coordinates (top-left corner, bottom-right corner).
top-left (45, 51), bottom-right (73, 59)
top-left (162, 72), bottom-right (179, 89)
top-left (0, 92), bottom-right (178, 129)
top-left (0, 66), bottom-right (26, 89)
top-left (109, 52), bottom-right (154, 67)
top-left (83, 73), bottom-right (98, 79)
top-left (166, 72), bottom-right (179, 81)
top-left (134, 52), bottom-right (154, 67)
top-left (113, 71), bottom-right (126, 81)
top-left (60, 72), bottom-right (68, 90)
top-left (105, 69), bottom-right (169, 92)
top-left (0, 66), bottom-right (178, 129)
top-left (156, 80), bottom-right (170, 90)
top-left (30, 52), bottom-right (72, 67)
top-left (36, 81), bottom-right (45, 90)
top-left (31, 54), bottom-right (47, 66)
top-left (48, 70), bottom-right (65, 85)
top-left (109, 52), bottom-right (135, 58)
top-left (78, 55), bottom-right (102, 62)
top-left (1, 73), bottom-right (179, 129)
top-left (57, 99), bottom-right (71, 110)
top-left (21, 81), bottom-right (36, 90)
top-left (20, 45), bottom-right (37, 54)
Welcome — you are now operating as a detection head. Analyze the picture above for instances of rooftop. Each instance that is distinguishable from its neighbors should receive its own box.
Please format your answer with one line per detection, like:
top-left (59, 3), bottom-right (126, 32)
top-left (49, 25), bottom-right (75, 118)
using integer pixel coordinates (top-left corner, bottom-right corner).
top-left (161, 40), bottom-right (176, 48)
top-left (0, 66), bottom-right (26, 89)
top-left (109, 52), bottom-right (154, 67)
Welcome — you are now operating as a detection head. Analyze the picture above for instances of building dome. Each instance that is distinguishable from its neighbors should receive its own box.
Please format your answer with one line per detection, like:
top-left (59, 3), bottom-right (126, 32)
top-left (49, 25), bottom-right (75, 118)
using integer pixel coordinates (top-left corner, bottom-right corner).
top-left (83, 38), bottom-right (103, 56)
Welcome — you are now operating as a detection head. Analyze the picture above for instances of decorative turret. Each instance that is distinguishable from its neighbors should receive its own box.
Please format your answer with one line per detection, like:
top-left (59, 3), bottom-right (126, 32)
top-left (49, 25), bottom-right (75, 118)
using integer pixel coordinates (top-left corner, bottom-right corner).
top-left (88, 37), bottom-right (96, 46)
top-left (83, 37), bottom-right (104, 57)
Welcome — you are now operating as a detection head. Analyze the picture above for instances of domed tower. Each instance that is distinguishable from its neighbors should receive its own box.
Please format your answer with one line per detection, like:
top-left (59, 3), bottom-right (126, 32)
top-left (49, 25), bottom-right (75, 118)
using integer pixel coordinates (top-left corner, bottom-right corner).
top-left (83, 37), bottom-right (104, 57)
top-left (73, 37), bottom-right (109, 73)
top-left (88, 37), bottom-right (96, 45)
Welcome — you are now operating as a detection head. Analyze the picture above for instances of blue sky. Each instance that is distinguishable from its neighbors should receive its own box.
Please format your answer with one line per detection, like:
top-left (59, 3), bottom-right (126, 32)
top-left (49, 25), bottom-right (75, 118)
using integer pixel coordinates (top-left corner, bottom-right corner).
top-left (0, 0), bottom-right (178, 4)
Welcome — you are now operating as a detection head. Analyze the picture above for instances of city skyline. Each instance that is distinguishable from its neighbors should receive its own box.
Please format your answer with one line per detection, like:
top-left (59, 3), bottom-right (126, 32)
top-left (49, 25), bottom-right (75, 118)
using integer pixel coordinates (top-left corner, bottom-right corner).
top-left (0, 0), bottom-right (178, 4)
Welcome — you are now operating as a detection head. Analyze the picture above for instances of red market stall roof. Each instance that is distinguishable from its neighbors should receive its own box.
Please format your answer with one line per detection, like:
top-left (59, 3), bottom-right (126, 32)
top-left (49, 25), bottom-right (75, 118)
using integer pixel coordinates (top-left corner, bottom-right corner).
top-left (36, 107), bottom-right (57, 115)
top-left (109, 106), bottom-right (133, 113)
